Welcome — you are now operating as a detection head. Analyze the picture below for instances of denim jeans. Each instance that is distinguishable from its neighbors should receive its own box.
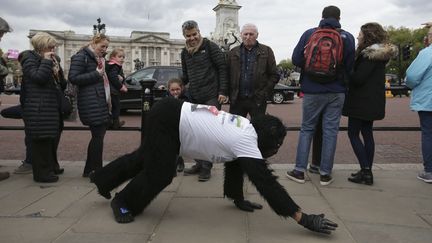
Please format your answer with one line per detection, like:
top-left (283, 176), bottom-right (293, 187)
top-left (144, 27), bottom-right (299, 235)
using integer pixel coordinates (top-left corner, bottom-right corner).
top-left (418, 111), bottom-right (432, 173)
top-left (294, 93), bottom-right (345, 175)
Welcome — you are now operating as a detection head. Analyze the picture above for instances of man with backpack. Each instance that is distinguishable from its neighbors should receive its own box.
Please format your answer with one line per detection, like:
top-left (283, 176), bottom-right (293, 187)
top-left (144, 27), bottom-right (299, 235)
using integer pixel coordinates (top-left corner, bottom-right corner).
top-left (286, 5), bottom-right (355, 186)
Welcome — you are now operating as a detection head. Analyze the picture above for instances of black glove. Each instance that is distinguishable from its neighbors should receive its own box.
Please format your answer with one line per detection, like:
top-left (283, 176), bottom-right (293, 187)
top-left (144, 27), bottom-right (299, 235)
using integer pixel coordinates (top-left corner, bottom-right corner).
top-left (234, 199), bottom-right (263, 212)
top-left (298, 213), bottom-right (338, 234)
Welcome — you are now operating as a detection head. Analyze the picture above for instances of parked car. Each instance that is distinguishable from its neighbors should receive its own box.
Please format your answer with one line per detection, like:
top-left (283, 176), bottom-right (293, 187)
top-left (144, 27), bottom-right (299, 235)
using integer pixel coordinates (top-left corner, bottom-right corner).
top-left (385, 73), bottom-right (410, 97)
top-left (269, 83), bottom-right (295, 104)
top-left (119, 66), bottom-right (182, 111)
top-left (119, 66), bottom-right (295, 111)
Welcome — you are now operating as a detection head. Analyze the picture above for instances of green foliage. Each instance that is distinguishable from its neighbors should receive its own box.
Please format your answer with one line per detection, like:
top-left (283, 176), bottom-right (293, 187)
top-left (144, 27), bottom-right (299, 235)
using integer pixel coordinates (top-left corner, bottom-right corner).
top-left (277, 58), bottom-right (294, 71)
top-left (385, 25), bottom-right (429, 80)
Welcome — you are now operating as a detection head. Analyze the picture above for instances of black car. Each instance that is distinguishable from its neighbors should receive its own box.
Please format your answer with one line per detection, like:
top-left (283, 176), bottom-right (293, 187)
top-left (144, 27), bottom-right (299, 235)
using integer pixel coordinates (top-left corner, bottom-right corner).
top-left (386, 74), bottom-right (410, 97)
top-left (119, 66), bottom-right (295, 111)
top-left (119, 66), bottom-right (182, 111)
top-left (269, 83), bottom-right (295, 104)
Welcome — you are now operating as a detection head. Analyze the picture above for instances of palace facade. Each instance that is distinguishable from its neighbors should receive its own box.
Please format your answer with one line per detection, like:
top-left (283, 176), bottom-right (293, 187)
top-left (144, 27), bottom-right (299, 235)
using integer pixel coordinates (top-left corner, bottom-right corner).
top-left (28, 30), bottom-right (184, 77)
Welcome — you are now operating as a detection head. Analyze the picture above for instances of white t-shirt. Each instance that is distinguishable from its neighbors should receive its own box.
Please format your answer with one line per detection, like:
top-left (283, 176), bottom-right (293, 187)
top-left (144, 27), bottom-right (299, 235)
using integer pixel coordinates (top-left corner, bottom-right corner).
top-left (179, 102), bottom-right (263, 163)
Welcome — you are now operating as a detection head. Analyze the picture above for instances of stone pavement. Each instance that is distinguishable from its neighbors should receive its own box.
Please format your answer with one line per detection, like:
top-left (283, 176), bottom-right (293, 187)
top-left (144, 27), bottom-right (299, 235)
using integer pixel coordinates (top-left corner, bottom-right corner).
top-left (0, 160), bottom-right (431, 243)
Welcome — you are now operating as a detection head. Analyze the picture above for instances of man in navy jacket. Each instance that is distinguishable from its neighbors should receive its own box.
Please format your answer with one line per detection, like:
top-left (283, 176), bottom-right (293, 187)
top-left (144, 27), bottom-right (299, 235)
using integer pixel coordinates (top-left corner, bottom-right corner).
top-left (287, 6), bottom-right (355, 186)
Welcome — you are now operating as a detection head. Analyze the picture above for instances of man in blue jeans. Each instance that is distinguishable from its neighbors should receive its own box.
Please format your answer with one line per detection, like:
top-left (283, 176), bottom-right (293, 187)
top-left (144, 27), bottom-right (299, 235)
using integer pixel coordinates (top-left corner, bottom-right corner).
top-left (286, 5), bottom-right (355, 186)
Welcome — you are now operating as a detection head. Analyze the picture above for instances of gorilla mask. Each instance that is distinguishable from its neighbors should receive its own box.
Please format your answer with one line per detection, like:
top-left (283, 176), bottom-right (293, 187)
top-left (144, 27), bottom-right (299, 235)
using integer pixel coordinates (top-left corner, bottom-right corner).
top-left (251, 114), bottom-right (287, 158)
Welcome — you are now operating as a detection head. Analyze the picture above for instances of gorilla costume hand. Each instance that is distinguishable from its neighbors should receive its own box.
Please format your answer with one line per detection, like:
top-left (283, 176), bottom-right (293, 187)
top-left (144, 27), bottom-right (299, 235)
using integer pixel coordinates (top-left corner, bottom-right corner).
top-left (234, 199), bottom-right (263, 212)
top-left (298, 213), bottom-right (338, 234)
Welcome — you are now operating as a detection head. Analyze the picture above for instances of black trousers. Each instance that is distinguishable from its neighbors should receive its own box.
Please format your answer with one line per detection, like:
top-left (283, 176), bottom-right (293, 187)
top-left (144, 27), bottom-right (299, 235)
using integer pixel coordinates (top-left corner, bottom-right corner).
top-left (85, 124), bottom-right (107, 174)
top-left (111, 94), bottom-right (121, 120)
top-left (347, 117), bottom-right (375, 169)
top-left (229, 97), bottom-right (267, 119)
top-left (31, 137), bottom-right (56, 179)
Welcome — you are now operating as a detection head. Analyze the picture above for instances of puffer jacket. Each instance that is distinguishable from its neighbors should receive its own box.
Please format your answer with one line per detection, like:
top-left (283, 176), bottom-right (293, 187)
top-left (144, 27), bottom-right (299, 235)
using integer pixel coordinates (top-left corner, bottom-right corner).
top-left (227, 42), bottom-right (279, 105)
top-left (181, 38), bottom-right (228, 103)
top-left (343, 43), bottom-right (397, 120)
top-left (406, 45), bottom-right (432, 112)
top-left (20, 50), bottom-right (63, 138)
top-left (106, 62), bottom-right (124, 96)
top-left (68, 47), bottom-right (109, 126)
top-left (0, 57), bottom-right (8, 93)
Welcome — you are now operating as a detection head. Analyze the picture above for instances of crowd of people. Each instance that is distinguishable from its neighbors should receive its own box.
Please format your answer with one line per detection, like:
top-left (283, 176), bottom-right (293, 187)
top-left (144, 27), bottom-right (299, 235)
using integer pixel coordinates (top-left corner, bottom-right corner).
top-left (0, 4), bottom-right (431, 235)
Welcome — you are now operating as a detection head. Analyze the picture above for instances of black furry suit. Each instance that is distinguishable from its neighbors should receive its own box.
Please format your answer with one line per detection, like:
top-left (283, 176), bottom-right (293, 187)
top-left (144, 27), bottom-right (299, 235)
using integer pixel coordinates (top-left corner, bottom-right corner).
top-left (92, 97), bottom-right (300, 218)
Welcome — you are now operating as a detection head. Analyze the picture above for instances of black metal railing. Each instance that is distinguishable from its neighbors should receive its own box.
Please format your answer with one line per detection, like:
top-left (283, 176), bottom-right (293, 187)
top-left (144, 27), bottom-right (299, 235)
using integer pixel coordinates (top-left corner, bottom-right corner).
top-left (0, 86), bottom-right (418, 132)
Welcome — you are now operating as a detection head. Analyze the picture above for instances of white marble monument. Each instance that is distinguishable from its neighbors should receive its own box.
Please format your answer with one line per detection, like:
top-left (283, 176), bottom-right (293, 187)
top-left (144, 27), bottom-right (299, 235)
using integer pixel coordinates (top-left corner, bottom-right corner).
top-left (211, 0), bottom-right (242, 51)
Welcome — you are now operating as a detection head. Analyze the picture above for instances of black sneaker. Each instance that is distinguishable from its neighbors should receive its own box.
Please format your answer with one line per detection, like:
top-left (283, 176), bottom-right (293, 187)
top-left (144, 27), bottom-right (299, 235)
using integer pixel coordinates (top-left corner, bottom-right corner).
top-left (308, 165), bottom-right (320, 174)
top-left (176, 157), bottom-right (185, 172)
top-left (198, 169), bottom-right (211, 182)
top-left (184, 165), bottom-right (201, 175)
top-left (286, 170), bottom-right (305, 184)
top-left (320, 174), bottom-right (334, 186)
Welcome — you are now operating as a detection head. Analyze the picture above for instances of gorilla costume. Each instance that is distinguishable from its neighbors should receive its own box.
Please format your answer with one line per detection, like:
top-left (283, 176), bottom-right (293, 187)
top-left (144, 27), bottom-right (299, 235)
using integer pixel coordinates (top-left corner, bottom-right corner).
top-left (90, 97), bottom-right (338, 234)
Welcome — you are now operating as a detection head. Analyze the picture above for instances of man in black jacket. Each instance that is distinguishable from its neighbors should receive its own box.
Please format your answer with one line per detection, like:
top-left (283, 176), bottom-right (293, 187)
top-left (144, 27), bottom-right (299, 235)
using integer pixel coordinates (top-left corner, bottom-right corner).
top-left (180, 20), bottom-right (229, 181)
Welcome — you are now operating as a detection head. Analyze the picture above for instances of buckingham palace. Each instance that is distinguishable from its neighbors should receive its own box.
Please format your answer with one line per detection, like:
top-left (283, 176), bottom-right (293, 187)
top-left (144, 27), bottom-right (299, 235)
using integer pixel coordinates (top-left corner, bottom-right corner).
top-left (28, 29), bottom-right (185, 77)
top-left (26, 1), bottom-right (241, 78)
top-left (0, 0), bottom-right (241, 88)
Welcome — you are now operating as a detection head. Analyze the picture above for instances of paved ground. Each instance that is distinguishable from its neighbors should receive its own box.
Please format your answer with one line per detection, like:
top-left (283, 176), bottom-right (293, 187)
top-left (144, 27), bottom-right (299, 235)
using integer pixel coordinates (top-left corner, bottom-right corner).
top-left (1, 93), bottom-right (430, 243)
top-left (0, 161), bottom-right (431, 243)
top-left (0, 94), bottom-right (422, 165)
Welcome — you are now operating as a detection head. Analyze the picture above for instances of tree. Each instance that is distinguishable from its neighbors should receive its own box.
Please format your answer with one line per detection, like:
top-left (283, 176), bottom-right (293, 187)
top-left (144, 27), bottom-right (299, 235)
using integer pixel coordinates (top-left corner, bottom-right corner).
top-left (386, 25), bottom-right (428, 82)
top-left (277, 58), bottom-right (294, 71)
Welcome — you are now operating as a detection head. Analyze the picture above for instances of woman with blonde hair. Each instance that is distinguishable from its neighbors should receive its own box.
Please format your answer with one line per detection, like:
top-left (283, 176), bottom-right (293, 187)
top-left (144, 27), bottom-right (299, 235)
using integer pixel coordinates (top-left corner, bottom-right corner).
top-left (20, 32), bottom-right (67, 182)
top-left (69, 34), bottom-right (110, 177)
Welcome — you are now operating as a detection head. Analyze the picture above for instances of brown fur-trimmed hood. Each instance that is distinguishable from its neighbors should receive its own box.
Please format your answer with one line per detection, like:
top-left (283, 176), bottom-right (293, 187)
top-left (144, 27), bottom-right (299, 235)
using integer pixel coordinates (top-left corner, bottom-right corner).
top-left (361, 43), bottom-right (398, 61)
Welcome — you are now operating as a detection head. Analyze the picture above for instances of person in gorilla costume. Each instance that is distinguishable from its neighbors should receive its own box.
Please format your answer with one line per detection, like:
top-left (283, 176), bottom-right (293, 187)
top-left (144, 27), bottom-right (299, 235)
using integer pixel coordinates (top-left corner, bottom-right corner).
top-left (90, 97), bottom-right (338, 234)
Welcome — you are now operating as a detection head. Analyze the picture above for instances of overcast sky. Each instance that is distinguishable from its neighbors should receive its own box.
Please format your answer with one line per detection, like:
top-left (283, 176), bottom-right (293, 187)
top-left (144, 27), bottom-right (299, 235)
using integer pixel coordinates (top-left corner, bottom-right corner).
top-left (1, 0), bottom-right (431, 62)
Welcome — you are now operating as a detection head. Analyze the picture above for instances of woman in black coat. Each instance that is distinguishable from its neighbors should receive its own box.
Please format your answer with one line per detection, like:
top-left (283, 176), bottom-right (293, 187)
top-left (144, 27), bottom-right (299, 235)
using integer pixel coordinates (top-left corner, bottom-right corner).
top-left (20, 32), bottom-right (67, 183)
top-left (342, 22), bottom-right (397, 185)
top-left (68, 34), bottom-right (110, 177)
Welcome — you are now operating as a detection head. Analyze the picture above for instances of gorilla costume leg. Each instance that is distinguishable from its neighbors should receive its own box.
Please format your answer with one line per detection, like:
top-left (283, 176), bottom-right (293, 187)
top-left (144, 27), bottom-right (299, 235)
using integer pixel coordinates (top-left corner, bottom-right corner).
top-left (224, 161), bottom-right (244, 200)
top-left (224, 162), bottom-right (264, 212)
top-left (114, 144), bottom-right (177, 215)
top-left (237, 157), bottom-right (300, 217)
top-left (90, 146), bottom-right (145, 199)
top-left (96, 97), bottom-right (183, 223)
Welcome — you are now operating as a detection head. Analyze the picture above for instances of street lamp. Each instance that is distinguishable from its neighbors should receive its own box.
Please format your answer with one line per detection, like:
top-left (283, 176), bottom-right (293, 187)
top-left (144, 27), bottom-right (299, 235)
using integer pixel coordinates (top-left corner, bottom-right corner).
top-left (93, 18), bottom-right (106, 35)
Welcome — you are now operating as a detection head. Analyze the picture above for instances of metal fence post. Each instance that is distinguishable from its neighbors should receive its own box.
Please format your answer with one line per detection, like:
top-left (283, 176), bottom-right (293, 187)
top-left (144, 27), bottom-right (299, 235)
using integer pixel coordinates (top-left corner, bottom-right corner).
top-left (139, 79), bottom-right (157, 143)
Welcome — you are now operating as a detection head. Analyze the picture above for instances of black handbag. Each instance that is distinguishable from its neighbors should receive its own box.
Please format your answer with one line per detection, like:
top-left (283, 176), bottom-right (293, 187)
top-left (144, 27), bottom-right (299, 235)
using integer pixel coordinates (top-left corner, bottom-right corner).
top-left (60, 91), bottom-right (73, 117)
